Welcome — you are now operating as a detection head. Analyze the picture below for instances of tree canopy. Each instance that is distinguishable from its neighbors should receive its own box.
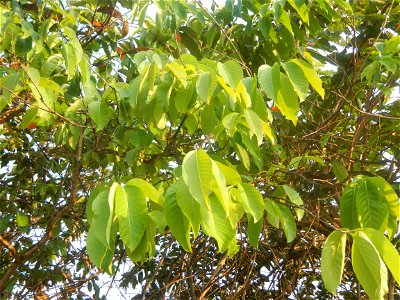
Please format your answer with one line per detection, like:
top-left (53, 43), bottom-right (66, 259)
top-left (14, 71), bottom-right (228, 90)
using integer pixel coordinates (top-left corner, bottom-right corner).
top-left (1, 0), bottom-right (399, 299)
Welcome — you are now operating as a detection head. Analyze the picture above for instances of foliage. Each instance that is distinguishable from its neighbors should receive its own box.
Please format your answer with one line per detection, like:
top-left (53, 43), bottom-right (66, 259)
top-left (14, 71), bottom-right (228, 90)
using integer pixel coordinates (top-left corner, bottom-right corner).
top-left (1, 0), bottom-right (400, 299)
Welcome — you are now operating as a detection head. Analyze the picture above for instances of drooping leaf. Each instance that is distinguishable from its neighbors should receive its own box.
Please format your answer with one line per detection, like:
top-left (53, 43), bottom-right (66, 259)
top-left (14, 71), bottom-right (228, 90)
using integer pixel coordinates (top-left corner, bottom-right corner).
top-left (258, 63), bottom-right (280, 101)
top-left (175, 179), bottom-right (201, 238)
top-left (351, 232), bottom-right (388, 300)
top-left (283, 60), bottom-right (309, 102)
top-left (265, 200), bottom-right (297, 242)
top-left (243, 109), bottom-right (264, 145)
top-left (367, 176), bottom-right (400, 219)
top-left (91, 186), bottom-right (116, 247)
top-left (196, 72), bottom-right (217, 104)
top-left (332, 160), bottom-right (348, 183)
top-left (217, 60), bottom-right (243, 89)
top-left (340, 183), bottom-right (360, 229)
top-left (88, 100), bottom-right (112, 131)
top-left (276, 75), bottom-right (299, 124)
top-left (114, 185), bottom-right (148, 252)
top-left (86, 224), bottom-right (116, 275)
top-left (211, 160), bottom-right (230, 216)
top-left (361, 228), bottom-right (400, 285)
top-left (283, 185), bottom-right (304, 220)
top-left (61, 42), bottom-right (79, 80)
top-left (290, 58), bottom-right (324, 99)
top-left (247, 214), bottom-right (263, 249)
top-left (182, 149), bottom-right (213, 208)
top-left (165, 183), bottom-right (192, 252)
top-left (126, 178), bottom-right (163, 206)
top-left (355, 179), bottom-right (389, 231)
top-left (321, 230), bottom-right (347, 294)
top-left (200, 192), bottom-right (236, 252)
top-left (237, 183), bottom-right (264, 222)
top-left (0, 72), bottom-right (21, 112)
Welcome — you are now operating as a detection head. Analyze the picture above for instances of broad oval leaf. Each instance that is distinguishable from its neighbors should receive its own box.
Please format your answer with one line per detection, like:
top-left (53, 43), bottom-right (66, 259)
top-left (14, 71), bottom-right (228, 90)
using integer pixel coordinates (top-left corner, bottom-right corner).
top-left (237, 183), bottom-right (264, 222)
top-left (165, 183), bottom-right (192, 252)
top-left (196, 72), bottom-right (217, 104)
top-left (217, 60), bottom-right (243, 89)
top-left (115, 185), bottom-right (148, 252)
top-left (182, 149), bottom-right (213, 208)
top-left (321, 230), bottom-right (347, 294)
top-left (88, 100), bottom-right (112, 131)
top-left (351, 232), bottom-right (388, 300)
top-left (276, 75), bottom-right (299, 125)
top-left (127, 178), bottom-right (163, 206)
top-left (283, 60), bottom-right (309, 102)
top-left (200, 192), bottom-right (236, 252)
top-left (175, 179), bottom-right (201, 238)
top-left (355, 179), bottom-right (389, 231)
top-left (340, 183), bottom-right (360, 229)
top-left (258, 63), bottom-right (280, 101)
top-left (247, 214), bottom-right (263, 249)
top-left (290, 58), bottom-right (324, 99)
top-left (361, 228), bottom-right (400, 285)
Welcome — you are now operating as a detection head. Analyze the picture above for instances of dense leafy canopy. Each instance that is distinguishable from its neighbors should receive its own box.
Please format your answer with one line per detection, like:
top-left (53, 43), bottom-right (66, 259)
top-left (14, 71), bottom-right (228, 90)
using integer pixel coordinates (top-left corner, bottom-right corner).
top-left (1, 0), bottom-right (399, 299)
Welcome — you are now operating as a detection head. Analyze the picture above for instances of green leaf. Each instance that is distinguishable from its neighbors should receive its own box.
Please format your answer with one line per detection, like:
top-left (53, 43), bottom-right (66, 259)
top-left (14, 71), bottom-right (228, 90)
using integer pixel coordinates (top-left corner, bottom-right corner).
top-left (61, 42), bottom-right (79, 80)
top-left (361, 228), bottom-right (400, 285)
top-left (222, 112), bottom-right (241, 135)
top-left (182, 149), bottom-right (213, 208)
top-left (200, 192), bottom-right (236, 252)
top-left (0, 72), bottom-right (21, 113)
top-left (175, 179), bottom-right (201, 238)
top-left (217, 60), bottom-right (243, 89)
top-left (211, 160), bottom-right (230, 216)
top-left (356, 179), bottom-right (389, 231)
top-left (283, 60), bottom-right (309, 102)
top-left (243, 109), bottom-right (264, 145)
top-left (86, 224), bottom-right (116, 275)
top-left (20, 107), bottom-right (38, 129)
top-left (115, 185), bottom-right (148, 252)
top-left (332, 160), bottom-right (348, 183)
top-left (276, 75), bottom-right (299, 125)
top-left (367, 176), bottom-right (400, 219)
top-left (287, 0), bottom-right (309, 24)
top-left (283, 185), bottom-right (304, 220)
top-left (340, 183), bottom-right (360, 229)
top-left (91, 186), bottom-right (116, 247)
top-left (166, 60), bottom-right (188, 88)
top-left (41, 54), bottom-right (63, 78)
top-left (351, 232), bottom-right (388, 300)
top-left (237, 183), bottom-right (264, 222)
top-left (126, 178), bottom-right (163, 206)
top-left (16, 212), bottom-right (29, 228)
top-left (212, 160), bottom-right (242, 186)
top-left (165, 183), bottom-right (192, 252)
top-left (361, 61), bottom-right (379, 83)
top-left (265, 200), bottom-right (296, 242)
top-left (247, 214), bottom-right (263, 249)
top-left (258, 63), bottom-right (280, 101)
top-left (321, 230), bottom-right (347, 295)
top-left (265, 199), bottom-right (280, 228)
top-left (88, 100), bottom-right (112, 131)
top-left (276, 203), bottom-right (297, 242)
top-left (196, 72), bottom-right (217, 104)
top-left (290, 58), bottom-right (324, 99)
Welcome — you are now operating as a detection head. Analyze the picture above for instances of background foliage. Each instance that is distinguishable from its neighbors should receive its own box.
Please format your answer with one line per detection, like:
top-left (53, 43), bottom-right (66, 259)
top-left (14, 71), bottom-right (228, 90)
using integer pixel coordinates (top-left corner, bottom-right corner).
top-left (1, 0), bottom-right (399, 299)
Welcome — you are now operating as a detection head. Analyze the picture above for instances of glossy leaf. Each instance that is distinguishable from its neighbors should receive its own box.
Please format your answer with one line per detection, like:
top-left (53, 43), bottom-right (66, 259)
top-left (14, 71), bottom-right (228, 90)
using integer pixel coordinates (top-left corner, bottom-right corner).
top-left (182, 149), bottom-right (213, 208)
top-left (196, 72), bottom-right (217, 104)
top-left (217, 60), bottom-right (243, 89)
top-left (290, 58), bottom-right (324, 99)
top-left (321, 230), bottom-right (347, 294)
top-left (201, 192), bottom-right (236, 252)
top-left (0, 72), bottom-right (21, 112)
top-left (283, 60), bottom-right (309, 102)
top-left (126, 178), bottom-right (163, 206)
top-left (114, 185), bottom-right (148, 251)
top-left (247, 214), bottom-right (263, 249)
top-left (175, 179), bottom-right (201, 237)
top-left (88, 100), bottom-right (112, 131)
top-left (258, 63), bottom-right (280, 101)
top-left (237, 183), bottom-right (264, 222)
top-left (355, 179), bottom-right (389, 231)
top-left (361, 228), bottom-right (400, 284)
top-left (351, 232), bottom-right (388, 300)
top-left (165, 183), bottom-right (192, 252)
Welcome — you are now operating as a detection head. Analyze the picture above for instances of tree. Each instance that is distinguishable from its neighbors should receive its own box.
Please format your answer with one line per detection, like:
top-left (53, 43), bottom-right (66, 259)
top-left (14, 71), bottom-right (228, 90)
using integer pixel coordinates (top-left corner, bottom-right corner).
top-left (1, 0), bottom-right (399, 299)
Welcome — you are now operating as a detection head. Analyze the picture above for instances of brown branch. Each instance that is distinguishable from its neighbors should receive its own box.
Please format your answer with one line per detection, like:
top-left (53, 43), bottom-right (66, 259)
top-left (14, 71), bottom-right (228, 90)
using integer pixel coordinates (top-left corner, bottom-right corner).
top-left (198, 254), bottom-right (227, 299)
